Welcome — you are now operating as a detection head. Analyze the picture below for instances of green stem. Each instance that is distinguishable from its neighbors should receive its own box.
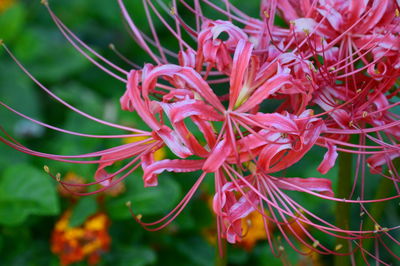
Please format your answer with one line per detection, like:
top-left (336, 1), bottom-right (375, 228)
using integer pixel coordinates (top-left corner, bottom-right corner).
top-left (355, 159), bottom-right (399, 264)
top-left (334, 152), bottom-right (353, 266)
top-left (215, 239), bottom-right (227, 266)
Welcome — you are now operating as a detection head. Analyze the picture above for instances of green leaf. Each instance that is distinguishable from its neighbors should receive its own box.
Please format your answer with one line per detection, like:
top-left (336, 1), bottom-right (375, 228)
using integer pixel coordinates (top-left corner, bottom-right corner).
top-left (176, 237), bottom-right (214, 266)
top-left (0, 164), bottom-right (60, 225)
top-left (106, 174), bottom-right (181, 220)
top-left (113, 246), bottom-right (156, 266)
top-left (69, 196), bottom-right (98, 227)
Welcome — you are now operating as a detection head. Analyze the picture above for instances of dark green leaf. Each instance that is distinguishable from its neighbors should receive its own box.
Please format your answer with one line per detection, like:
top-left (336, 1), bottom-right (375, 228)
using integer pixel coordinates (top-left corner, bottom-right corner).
top-left (113, 246), bottom-right (156, 266)
top-left (0, 164), bottom-right (60, 225)
top-left (69, 196), bottom-right (98, 227)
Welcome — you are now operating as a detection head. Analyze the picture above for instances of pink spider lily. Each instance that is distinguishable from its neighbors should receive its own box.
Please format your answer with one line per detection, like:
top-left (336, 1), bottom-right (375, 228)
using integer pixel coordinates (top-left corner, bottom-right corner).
top-left (1, 0), bottom-right (400, 263)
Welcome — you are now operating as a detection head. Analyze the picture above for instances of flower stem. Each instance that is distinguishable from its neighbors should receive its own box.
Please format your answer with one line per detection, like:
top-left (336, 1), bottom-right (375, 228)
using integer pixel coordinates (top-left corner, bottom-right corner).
top-left (355, 158), bottom-right (399, 264)
top-left (334, 151), bottom-right (352, 266)
top-left (215, 240), bottom-right (227, 266)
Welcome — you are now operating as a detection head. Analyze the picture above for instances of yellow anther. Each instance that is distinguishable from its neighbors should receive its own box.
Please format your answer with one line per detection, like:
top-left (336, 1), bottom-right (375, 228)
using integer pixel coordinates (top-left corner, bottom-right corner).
top-left (43, 165), bottom-right (50, 173)
top-left (360, 211), bottom-right (365, 217)
top-left (396, 9), bottom-right (399, 17)
top-left (41, 0), bottom-right (48, 5)
top-left (312, 240), bottom-right (320, 248)
top-left (356, 89), bottom-right (362, 93)
top-left (109, 43), bottom-right (115, 50)
top-left (278, 245), bottom-right (285, 251)
top-left (374, 224), bottom-right (381, 232)
top-left (335, 244), bottom-right (343, 251)
top-left (170, 7), bottom-right (176, 16)
top-left (56, 173), bottom-right (61, 181)
top-left (263, 10), bottom-right (270, 18)
top-left (362, 111), bottom-right (368, 118)
top-left (0, 39), bottom-right (3, 45)
top-left (125, 201), bottom-right (131, 207)
top-left (348, 121), bottom-right (354, 128)
top-left (136, 214), bottom-right (143, 220)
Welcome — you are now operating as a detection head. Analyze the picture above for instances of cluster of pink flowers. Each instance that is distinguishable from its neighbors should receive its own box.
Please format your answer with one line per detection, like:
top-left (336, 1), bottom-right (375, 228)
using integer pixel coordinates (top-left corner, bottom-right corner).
top-left (1, 0), bottom-right (400, 263)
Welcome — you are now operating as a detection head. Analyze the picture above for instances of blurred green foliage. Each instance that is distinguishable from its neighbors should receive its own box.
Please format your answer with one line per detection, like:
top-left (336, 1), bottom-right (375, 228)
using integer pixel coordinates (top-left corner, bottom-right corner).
top-left (0, 0), bottom-right (399, 266)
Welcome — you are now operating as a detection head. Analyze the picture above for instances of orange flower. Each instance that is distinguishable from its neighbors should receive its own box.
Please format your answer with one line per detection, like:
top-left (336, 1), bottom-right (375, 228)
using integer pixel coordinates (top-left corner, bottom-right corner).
top-left (51, 211), bottom-right (111, 266)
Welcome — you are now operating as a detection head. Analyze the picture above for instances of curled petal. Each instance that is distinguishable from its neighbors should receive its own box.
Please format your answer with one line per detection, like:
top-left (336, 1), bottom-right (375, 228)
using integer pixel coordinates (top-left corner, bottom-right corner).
top-left (317, 142), bottom-right (338, 174)
top-left (258, 143), bottom-right (293, 171)
top-left (156, 125), bottom-right (192, 158)
top-left (178, 48), bottom-right (197, 68)
top-left (367, 151), bottom-right (400, 174)
top-left (225, 192), bottom-right (258, 243)
top-left (249, 113), bottom-right (299, 132)
top-left (237, 72), bottom-right (292, 112)
top-left (143, 159), bottom-right (204, 187)
top-left (165, 99), bottom-right (224, 123)
top-left (203, 138), bottom-right (232, 173)
top-left (275, 177), bottom-right (334, 197)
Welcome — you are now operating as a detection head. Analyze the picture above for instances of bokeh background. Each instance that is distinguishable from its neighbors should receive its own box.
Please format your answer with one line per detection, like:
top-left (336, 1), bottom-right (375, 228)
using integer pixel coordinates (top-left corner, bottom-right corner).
top-left (0, 0), bottom-right (399, 265)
